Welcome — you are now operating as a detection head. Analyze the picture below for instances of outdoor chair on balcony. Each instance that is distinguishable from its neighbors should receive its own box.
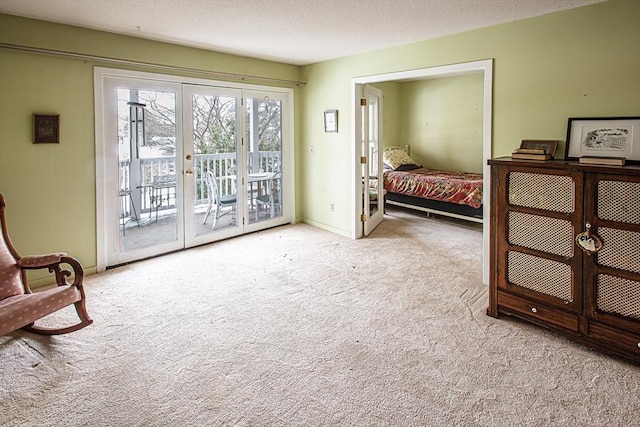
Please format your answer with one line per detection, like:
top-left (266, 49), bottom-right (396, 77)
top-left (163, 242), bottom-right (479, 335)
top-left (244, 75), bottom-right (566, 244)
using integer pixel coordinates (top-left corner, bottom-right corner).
top-left (203, 171), bottom-right (236, 229)
top-left (254, 171), bottom-right (281, 220)
top-left (150, 174), bottom-right (177, 222)
top-left (0, 193), bottom-right (93, 336)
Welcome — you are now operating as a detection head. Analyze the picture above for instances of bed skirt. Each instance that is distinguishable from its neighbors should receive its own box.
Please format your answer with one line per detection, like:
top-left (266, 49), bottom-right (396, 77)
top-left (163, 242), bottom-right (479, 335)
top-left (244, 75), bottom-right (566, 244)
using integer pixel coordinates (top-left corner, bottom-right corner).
top-left (386, 192), bottom-right (483, 223)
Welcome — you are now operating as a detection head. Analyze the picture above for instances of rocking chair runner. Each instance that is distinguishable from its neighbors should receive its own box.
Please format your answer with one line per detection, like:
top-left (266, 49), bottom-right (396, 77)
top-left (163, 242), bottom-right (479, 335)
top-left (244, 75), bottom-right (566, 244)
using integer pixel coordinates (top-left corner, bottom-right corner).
top-left (0, 193), bottom-right (93, 336)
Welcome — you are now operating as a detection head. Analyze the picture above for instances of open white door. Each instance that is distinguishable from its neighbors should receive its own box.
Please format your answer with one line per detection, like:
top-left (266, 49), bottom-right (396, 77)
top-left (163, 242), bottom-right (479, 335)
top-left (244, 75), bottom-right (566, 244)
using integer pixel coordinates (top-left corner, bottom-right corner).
top-left (360, 84), bottom-right (384, 236)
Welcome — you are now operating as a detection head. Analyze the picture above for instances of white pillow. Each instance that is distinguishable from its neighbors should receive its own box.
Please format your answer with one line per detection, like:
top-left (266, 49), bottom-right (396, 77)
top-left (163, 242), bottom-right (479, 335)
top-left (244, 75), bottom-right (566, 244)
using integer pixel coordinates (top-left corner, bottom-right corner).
top-left (383, 148), bottom-right (419, 170)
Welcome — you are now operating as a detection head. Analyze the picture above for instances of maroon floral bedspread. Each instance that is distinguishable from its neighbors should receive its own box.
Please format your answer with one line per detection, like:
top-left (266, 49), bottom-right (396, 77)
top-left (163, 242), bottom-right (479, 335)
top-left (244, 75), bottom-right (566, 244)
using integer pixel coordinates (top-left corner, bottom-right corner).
top-left (384, 168), bottom-right (483, 208)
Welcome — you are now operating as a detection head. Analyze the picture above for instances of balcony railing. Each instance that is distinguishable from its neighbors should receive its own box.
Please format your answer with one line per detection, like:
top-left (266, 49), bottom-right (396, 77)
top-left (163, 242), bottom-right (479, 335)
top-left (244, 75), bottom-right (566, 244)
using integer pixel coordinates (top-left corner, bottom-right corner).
top-left (119, 151), bottom-right (280, 217)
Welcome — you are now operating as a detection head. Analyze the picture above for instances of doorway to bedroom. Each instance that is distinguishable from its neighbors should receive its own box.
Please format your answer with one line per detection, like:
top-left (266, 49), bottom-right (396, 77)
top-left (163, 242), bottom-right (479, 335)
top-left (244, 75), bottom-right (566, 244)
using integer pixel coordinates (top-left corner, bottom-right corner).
top-left (351, 60), bottom-right (493, 284)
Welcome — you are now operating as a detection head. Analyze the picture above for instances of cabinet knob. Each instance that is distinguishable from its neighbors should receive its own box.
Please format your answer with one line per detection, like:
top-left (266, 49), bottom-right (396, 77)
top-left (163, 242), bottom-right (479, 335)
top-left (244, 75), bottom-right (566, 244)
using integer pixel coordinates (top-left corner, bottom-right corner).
top-left (637, 342), bottom-right (640, 349)
top-left (531, 307), bottom-right (538, 313)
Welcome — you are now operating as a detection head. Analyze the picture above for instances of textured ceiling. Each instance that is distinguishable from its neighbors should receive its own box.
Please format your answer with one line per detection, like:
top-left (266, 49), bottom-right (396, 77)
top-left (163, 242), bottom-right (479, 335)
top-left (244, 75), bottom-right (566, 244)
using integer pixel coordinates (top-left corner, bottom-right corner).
top-left (0, 0), bottom-right (605, 65)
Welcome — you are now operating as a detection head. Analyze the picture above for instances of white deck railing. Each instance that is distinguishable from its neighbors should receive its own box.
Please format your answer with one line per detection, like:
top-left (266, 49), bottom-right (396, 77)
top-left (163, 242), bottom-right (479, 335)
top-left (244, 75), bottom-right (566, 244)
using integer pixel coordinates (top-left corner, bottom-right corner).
top-left (120, 151), bottom-right (280, 216)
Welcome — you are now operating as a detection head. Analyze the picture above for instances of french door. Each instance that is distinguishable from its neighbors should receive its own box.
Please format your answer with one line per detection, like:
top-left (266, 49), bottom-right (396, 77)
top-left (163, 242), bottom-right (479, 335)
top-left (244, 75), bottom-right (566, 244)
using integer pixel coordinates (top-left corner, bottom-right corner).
top-left (183, 84), bottom-right (243, 245)
top-left (183, 85), bottom-right (288, 246)
top-left (95, 69), bottom-right (292, 270)
top-left (359, 84), bottom-right (384, 236)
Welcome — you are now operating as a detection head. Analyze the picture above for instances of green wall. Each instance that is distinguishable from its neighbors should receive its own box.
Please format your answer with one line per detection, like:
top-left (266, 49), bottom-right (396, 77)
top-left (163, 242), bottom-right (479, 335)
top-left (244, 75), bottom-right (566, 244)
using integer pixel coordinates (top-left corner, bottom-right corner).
top-left (0, 14), bottom-right (301, 281)
top-left (373, 76), bottom-right (484, 174)
top-left (1, 0), bottom-right (639, 280)
top-left (299, 0), bottom-right (640, 235)
top-left (399, 74), bottom-right (484, 174)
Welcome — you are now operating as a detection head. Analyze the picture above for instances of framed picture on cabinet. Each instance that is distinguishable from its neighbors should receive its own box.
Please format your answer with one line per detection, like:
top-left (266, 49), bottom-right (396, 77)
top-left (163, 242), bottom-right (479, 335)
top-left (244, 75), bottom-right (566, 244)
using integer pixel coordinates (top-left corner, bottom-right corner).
top-left (565, 117), bottom-right (640, 162)
top-left (520, 140), bottom-right (559, 157)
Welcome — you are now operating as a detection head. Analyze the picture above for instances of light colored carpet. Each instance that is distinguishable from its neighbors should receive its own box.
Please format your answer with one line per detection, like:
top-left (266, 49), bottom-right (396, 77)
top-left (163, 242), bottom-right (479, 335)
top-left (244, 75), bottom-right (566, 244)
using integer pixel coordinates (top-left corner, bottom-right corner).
top-left (1, 207), bottom-right (638, 426)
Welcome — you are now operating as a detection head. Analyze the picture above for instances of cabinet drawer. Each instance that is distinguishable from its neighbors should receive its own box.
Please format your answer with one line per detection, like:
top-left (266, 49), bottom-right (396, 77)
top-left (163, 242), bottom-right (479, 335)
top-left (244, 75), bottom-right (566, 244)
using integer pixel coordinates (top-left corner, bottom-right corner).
top-left (588, 321), bottom-right (640, 356)
top-left (498, 291), bottom-right (579, 332)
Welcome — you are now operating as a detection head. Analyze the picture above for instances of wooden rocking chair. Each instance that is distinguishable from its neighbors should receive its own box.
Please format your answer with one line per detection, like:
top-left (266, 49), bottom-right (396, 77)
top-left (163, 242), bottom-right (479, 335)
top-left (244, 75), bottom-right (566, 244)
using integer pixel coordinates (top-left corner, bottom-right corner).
top-left (0, 193), bottom-right (93, 336)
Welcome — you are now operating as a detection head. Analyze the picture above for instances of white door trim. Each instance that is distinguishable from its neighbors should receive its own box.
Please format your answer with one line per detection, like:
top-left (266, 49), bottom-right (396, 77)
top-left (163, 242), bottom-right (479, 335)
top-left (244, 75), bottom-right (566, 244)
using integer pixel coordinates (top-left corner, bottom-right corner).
top-left (350, 59), bottom-right (493, 285)
top-left (94, 67), bottom-right (295, 271)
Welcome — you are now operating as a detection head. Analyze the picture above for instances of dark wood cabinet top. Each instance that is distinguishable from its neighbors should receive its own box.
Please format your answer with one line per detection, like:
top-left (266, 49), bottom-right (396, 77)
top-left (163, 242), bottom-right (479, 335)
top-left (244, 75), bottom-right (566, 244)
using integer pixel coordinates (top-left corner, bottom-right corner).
top-left (488, 157), bottom-right (640, 174)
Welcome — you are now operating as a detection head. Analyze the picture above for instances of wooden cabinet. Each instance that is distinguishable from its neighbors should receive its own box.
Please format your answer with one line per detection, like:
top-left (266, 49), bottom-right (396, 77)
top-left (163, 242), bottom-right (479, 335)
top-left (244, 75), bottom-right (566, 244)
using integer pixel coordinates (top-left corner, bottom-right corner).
top-left (488, 158), bottom-right (640, 363)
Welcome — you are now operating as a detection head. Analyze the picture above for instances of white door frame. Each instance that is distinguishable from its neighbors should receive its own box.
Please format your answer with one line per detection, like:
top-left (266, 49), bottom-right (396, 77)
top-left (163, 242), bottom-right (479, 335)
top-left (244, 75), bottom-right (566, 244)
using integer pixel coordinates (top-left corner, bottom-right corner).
top-left (241, 89), bottom-right (295, 235)
top-left (358, 84), bottom-right (384, 236)
top-left (182, 84), bottom-right (245, 247)
top-left (94, 67), bottom-right (295, 272)
top-left (351, 59), bottom-right (493, 285)
top-left (95, 73), bottom-right (185, 268)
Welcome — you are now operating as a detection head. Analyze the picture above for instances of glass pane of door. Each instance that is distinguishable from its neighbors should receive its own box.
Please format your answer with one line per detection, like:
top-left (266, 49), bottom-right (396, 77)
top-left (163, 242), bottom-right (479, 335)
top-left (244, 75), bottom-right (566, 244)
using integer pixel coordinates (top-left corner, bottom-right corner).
top-left (184, 85), bottom-right (241, 243)
top-left (245, 95), bottom-right (283, 225)
top-left (367, 91), bottom-right (381, 216)
top-left (117, 87), bottom-right (180, 252)
top-left (362, 84), bottom-right (384, 236)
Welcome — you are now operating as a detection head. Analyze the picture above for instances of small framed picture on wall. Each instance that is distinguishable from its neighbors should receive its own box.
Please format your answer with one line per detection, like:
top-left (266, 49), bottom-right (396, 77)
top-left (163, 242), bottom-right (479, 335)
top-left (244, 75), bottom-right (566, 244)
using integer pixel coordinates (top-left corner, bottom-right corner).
top-left (324, 109), bottom-right (338, 133)
top-left (33, 114), bottom-right (60, 144)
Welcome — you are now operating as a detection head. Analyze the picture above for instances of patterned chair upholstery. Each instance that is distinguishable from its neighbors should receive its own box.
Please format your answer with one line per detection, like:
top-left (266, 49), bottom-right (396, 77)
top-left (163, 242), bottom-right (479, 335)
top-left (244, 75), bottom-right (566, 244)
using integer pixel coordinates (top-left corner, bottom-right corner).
top-left (0, 193), bottom-right (92, 336)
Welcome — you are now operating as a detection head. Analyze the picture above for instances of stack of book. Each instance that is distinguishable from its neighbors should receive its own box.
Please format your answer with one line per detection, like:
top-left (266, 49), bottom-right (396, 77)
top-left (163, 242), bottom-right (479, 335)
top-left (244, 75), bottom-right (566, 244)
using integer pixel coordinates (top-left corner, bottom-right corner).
top-left (511, 148), bottom-right (552, 161)
top-left (579, 156), bottom-right (626, 166)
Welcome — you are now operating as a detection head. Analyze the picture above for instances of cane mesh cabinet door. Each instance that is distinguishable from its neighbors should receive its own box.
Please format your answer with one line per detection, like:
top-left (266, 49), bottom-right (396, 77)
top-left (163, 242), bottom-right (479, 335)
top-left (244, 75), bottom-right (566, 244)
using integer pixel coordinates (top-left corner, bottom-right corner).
top-left (490, 163), bottom-right (583, 332)
top-left (583, 172), bottom-right (640, 357)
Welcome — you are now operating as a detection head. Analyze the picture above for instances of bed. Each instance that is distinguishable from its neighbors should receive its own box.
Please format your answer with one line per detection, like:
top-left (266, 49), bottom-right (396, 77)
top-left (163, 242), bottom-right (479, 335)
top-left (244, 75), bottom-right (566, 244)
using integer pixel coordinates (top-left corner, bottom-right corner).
top-left (382, 146), bottom-right (483, 223)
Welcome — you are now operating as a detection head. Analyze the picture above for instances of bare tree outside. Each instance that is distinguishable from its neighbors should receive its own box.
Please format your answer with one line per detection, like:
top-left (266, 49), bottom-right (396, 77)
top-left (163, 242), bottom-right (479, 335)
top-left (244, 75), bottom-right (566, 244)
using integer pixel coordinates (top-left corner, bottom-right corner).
top-left (191, 95), bottom-right (237, 154)
top-left (254, 99), bottom-right (282, 152)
